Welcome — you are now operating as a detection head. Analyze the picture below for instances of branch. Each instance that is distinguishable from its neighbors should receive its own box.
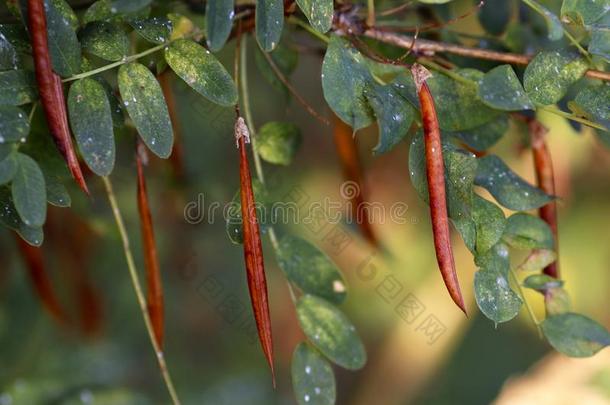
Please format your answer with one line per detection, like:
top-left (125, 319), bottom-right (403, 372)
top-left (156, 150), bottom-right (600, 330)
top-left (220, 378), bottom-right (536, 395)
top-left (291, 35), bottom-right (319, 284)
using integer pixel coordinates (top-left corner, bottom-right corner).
top-left (362, 28), bottom-right (610, 81)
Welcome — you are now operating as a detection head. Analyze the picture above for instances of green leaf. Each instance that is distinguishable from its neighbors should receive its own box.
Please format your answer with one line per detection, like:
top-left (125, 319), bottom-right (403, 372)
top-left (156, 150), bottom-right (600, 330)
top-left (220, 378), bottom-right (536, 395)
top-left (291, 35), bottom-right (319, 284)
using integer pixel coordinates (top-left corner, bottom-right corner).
top-left (545, 287), bottom-right (571, 315)
top-left (79, 21), bottom-right (129, 62)
top-left (292, 342), bottom-right (336, 405)
top-left (472, 195), bottom-right (506, 254)
top-left (479, 65), bottom-right (534, 111)
top-left (589, 22), bottom-right (610, 61)
top-left (130, 17), bottom-right (172, 44)
top-left (205, 0), bottom-right (234, 52)
top-left (322, 35), bottom-right (374, 130)
top-left (0, 24), bottom-right (31, 54)
top-left (524, 50), bottom-right (588, 106)
top-left (277, 235), bottom-right (347, 304)
top-left (11, 153), bottom-right (47, 228)
top-left (296, 0), bottom-right (333, 33)
top-left (83, 0), bottom-right (113, 24)
top-left (523, 273), bottom-right (563, 291)
top-left (118, 63), bottom-right (173, 158)
top-left (45, 0), bottom-right (82, 76)
top-left (68, 78), bottom-right (115, 176)
top-left (256, 0), bottom-right (284, 52)
top-left (524, 0), bottom-right (564, 40)
top-left (409, 132), bottom-right (478, 221)
top-left (542, 313), bottom-right (610, 357)
top-left (561, 0), bottom-right (609, 26)
top-left (0, 153), bottom-right (18, 185)
top-left (0, 106), bottom-right (30, 143)
top-left (479, 0), bottom-right (512, 35)
top-left (569, 83), bottom-right (610, 129)
top-left (365, 83), bottom-right (414, 155)
top-left (164, 39), bottom-right (238, 107)
top-left (0, 31), bottom-right (20, 70)
top-left (255, 122), bottom-right (302, 165)
top-left (474, 155), bottom-right (554, 211)
top-left (0, 188), bottom-right (44, 246)
top-left (448, 114), bottom-right (509, 152)
top-left (502, 212), bottom-right (554, 250)
top-left (45, 180), bottom-right (70, 207)
top-left (110, 0), bottom-right (152, 14)
top-left (0, 70), bottom-right (37, 106)
top-left (474, 244), bottom-right (522, 323)
top-left (296, 295), bottom-right (366, 370)
top-left (254, 42), bottom-right (298, 96)
top-left (518, 249), bottom-right (557, 271)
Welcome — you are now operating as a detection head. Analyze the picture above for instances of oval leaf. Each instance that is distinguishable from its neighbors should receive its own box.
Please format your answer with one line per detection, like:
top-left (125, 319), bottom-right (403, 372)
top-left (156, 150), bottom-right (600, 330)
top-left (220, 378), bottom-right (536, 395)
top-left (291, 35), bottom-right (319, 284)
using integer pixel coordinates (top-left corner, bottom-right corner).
top-left (292, 342), bottom-right (336, 405)
top-left (474, 155), bottom-right (554, 211)
top-left (45, 0), bottom-right (82, 76)
top-left (68, 78), bottom-right (115, 176)
top-left (296, 0), bottom-right (333, 33)
top-left (164, 39), bottom-right (237, 107)
top-left (118, 63), bottom-right (173, 158)
top-left (524, 50), bottom-right (588, 106)
top-left (256, 0), bottom-right (284, 52)
top-left (0, 70), bottom-right (38, 106)
top-left (479, 65), bottom-right (534, 111)
top-left (0, 153), bottom-right (18, 185)
top-left (296, 295), bottom-right (366, 370)
top-left (542, 313), bottom-right (610, 357)
top-left (255, 122), bottom-right (302, 165)
top-left (206, 0), bottom-right (234, 52)
top-left (277, 236), bottom-right (347, 304)
top-left (79, 21), bottom-right (129, 61)
top-left (0, 106), bottom-right (29, 143)
top-left (448, 114), bottom-right (509, 152)
top-left (130, 17), bottom-right (172, 44)
top-left (11, 153), bottom-right (47, 228)
top-left (502, 212), bottom-right (554, 250)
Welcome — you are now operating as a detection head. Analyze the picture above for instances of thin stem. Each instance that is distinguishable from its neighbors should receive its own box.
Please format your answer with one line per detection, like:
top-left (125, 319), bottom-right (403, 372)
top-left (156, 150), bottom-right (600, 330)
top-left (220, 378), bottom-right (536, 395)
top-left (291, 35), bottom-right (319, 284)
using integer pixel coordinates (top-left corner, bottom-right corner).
top-left (509, 267), bottom-right (543, 338)
top-left (102, 177), bottom-right (181, 405)
top-left (62, 33), bottom-right (195, 83)
top-left (563, 29), bottom-right (592, 63)
top-left (539, 105), bottom-right (608, 131)
top-left (420, 59), bottom-right (473, 86)
top-left (367, 0), bottom-right (376, 27)
top-left (240, 37), bottom-right (266, 184)
top-left (288, 16), bottom-right (330, 44)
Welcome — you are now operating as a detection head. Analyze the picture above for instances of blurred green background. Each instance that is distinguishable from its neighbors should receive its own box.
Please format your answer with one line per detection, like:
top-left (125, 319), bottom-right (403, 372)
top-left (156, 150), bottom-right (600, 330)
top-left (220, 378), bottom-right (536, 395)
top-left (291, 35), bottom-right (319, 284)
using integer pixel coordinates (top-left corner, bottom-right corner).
top-left (1, 1), bottom-right (610, 404)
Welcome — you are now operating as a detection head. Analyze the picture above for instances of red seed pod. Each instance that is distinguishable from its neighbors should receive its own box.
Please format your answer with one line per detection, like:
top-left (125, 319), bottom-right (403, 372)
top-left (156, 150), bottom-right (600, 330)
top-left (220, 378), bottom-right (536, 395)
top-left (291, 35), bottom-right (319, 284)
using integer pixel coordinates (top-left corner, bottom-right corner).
top-left (412, 64), bottom-right (466, 314)
top-left (236, 116), bottom-right (275, 384)
top-left (333, 115), bottom-right (379, 247)
top-left (15, 236), bottom-right (70, 325)
top-left (529, 120), bottom-right (559, 278)
top-left (136, 141), bottom-right (164, 348)
top-left (28, 0), bottom-right (88, 194)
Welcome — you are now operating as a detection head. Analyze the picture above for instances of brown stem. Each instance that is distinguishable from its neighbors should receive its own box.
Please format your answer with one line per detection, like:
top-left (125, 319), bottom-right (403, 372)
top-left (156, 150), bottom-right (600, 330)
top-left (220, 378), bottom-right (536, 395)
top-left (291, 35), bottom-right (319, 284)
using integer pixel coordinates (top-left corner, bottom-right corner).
top-left (362, 28), bottom-right (610, 81)
top-left (529, 120), bottom-right (560, 278)
top-left (333, 115), bottom-right (379, 247)
top-left (412, 64), bottom-right (466, 314)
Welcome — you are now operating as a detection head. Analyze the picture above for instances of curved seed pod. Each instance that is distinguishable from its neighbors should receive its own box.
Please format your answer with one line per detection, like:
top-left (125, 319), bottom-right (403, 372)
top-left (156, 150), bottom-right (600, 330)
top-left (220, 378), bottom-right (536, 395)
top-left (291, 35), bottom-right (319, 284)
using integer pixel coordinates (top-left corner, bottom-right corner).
top-left (28, 0), bottom-right (88, 194)
top-left (136, 141), bottom-right (164, 348)
top-left (236, 116), bottom-right (275, 384)
top-left (529, 120), bottom-right (559, 278)
top-left (333, 115), bottom-right (379, 247)
top-left (15, 236), bottom-right (70, 325)
top-left (412, 64), bottom-right (466, 314)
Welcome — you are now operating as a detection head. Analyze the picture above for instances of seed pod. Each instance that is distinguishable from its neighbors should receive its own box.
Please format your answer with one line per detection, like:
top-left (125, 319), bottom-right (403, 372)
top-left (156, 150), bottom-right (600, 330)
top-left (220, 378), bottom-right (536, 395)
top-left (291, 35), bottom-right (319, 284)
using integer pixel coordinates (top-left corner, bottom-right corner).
top-left (136, 141), bottom-right (164, 348)
top-left (529, 120), bottom-right (559, 278)
top-left (28, 0), bottom-right (88, 194)
top-left (236, 116), bottom-right (275, 384)
top-left (15, 236), bottom-right (69, 325)
top-left (333, 115), bottom-right (379, 247)
top-left (412, 64), bottom-right (466, 314)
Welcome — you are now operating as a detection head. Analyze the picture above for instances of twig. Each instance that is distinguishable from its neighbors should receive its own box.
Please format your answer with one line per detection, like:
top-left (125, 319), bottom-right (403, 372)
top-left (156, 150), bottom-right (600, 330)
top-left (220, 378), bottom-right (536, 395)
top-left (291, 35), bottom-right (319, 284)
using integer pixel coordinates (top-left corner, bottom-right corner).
top-left (362, 28), bottom-right (610, 81)
top-left (102, 177), bottom-right (181, 405)
top-left (260, 51), bottom-right (329, 126)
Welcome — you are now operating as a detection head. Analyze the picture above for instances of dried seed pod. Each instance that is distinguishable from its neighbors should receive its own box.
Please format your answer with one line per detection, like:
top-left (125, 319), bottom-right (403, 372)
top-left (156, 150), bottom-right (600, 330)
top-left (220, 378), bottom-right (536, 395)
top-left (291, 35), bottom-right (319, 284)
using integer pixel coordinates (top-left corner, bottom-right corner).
top-left (412, 64), bottom-right (466, 314)
top-left (28, 0), bottom-right (88, 194)
top-left (236, 116), bottom-right (275, 384)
